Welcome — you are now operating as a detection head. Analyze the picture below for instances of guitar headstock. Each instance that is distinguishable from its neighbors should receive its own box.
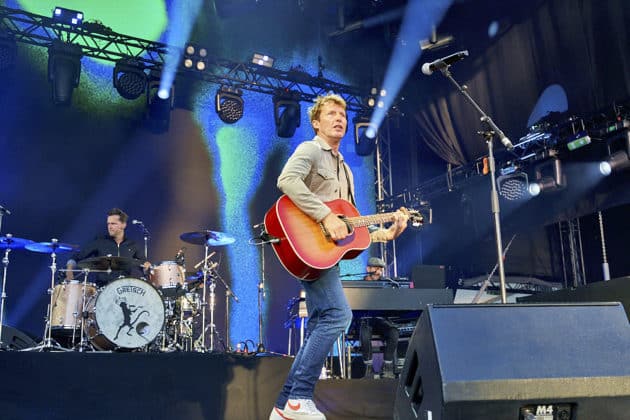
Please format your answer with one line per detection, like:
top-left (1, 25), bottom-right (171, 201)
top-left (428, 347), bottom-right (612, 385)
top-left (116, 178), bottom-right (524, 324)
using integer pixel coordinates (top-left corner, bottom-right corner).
top-left (401, 208), bottom-right (424, 228)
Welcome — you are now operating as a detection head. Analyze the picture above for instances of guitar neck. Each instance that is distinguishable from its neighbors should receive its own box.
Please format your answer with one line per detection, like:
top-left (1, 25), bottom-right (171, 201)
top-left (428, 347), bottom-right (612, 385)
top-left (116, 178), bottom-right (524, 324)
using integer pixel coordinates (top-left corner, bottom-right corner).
top-left (346, 212), bottom-right (398, 227)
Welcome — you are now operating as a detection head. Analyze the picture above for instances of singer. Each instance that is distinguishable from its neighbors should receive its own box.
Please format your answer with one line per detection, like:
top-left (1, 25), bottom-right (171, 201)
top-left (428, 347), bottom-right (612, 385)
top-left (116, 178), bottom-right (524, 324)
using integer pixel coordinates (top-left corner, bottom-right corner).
top-left (65, 208), bottom-right (151, 285)
top-left (269, 93), bottom-right (409, 420)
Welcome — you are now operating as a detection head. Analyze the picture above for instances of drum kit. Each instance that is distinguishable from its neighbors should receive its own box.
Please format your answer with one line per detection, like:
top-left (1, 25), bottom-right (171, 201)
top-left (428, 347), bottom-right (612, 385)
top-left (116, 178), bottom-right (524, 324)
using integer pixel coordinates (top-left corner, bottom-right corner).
top-left (0, 229), bottom-right (236, 353)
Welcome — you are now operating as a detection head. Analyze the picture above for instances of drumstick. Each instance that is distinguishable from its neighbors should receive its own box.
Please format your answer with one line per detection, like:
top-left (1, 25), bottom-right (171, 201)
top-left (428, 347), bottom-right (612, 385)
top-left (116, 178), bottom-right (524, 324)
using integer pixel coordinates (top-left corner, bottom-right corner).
top-left (194, 251), bottom-right (216, 270)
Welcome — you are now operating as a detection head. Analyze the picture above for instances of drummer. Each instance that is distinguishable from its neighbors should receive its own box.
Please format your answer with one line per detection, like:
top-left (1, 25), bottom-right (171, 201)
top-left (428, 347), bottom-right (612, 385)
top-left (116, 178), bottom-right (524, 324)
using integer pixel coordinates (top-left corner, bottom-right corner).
top-left (65, 208), bottom-right (151, 285)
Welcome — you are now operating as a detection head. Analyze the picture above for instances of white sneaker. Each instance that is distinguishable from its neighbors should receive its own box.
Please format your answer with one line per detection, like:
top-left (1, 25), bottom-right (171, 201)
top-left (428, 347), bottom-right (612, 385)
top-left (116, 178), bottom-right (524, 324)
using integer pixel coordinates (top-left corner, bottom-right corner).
top-left (269, 405), bottom-right (288, 420)
top-left (283, 398), bottom-right (326, 420)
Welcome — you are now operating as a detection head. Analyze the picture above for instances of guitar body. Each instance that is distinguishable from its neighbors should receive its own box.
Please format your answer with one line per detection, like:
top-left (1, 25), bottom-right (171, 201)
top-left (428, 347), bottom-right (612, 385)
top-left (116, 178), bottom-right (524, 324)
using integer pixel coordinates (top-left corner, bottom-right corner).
top-left (264, 195), bottom-right (371, 280)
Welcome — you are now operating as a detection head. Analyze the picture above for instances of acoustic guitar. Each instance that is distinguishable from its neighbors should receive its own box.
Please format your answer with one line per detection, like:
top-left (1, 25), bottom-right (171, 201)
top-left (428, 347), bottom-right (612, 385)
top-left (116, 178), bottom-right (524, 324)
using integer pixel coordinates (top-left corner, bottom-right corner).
top-left (263, 195), bottom-right (422, 280)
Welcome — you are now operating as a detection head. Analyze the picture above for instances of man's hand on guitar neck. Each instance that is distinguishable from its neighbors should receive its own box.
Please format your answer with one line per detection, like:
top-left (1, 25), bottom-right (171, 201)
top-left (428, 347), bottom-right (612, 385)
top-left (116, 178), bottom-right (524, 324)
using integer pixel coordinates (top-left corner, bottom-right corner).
top-left (370, 207), bottom-right (410, 242)
top-left (321, 212), bottom-right (350, 242)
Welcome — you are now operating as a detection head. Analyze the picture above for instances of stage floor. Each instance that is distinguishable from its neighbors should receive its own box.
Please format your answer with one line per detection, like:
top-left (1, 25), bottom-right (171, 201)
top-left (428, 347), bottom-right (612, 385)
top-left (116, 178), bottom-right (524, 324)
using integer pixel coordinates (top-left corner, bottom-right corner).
top-left (0, 351), bottom-right (396, 420)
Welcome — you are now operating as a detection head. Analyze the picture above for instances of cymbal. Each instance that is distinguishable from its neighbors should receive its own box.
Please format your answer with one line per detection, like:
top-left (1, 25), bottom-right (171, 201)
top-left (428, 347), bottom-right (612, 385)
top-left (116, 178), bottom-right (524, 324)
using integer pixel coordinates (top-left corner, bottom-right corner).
top-left (25, 241), bottom-right (78, 254)
top-left (0, 236), bottom-right (34, 250)
top-left (180, 230), bottom-right (235, 246)
top-left (77, 255), bottom-right (139, 271)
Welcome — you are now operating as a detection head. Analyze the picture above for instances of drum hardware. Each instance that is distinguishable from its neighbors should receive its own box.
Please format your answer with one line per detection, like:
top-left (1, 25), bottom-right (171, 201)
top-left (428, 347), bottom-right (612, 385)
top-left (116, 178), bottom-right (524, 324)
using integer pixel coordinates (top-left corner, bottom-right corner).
top-left (130, 219), bottom-right (150, 261)
top-left (0, 234), bottom-right (34, 350)
top-left (180, 230), bottom-right (235, 352)
top-left (22, 239), bottom-right (79, 352)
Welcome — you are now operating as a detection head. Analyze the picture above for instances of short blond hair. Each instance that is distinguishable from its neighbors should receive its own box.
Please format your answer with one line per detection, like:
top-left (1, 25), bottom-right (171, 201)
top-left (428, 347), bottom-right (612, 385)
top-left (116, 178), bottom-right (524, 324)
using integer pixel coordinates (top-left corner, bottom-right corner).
top-left (307, 93), bottom-right (347, 127)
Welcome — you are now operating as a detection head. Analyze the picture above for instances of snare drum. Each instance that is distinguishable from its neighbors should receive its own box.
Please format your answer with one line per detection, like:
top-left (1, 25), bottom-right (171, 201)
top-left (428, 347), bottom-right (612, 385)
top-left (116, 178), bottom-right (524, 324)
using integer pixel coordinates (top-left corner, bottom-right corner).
top-left (50, 281), bottom-right (97, 334)
top-left (150, 261), bottom-right (185, 296)
top-left (88, 277), bottom-right (165, 350)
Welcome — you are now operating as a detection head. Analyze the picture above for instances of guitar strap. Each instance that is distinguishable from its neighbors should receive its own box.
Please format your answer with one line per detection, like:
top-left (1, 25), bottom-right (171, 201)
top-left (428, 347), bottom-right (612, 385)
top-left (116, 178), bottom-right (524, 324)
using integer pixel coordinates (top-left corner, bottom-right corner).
top-left (341, 161), bottom-right (356, 207)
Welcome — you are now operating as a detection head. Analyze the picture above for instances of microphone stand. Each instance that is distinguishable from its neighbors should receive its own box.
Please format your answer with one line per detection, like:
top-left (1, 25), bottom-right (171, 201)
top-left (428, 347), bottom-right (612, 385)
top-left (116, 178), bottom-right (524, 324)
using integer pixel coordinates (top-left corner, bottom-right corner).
top-left (437, 66), bottom-right (510, 303)
top-left (249, 224), bottom-right (274, 354)
top-left (210, 266), bottom-right (239, 352)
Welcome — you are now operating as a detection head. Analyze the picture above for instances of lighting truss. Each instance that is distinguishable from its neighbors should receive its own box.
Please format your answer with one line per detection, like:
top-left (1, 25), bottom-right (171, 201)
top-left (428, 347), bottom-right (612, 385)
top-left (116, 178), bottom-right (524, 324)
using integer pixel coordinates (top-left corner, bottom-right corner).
top-left (0, 6), bottom-right (369, 112)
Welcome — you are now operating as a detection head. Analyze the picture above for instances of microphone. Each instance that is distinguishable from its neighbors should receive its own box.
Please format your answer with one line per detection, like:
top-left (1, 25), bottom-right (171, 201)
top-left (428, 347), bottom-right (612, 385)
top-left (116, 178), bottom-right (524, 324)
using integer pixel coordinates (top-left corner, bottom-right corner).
top-left (131, 219), bottom-right (143, 225)
top-left (421, 50), bottom-right (469, 75)
top-left (252, 222), bottom-right (265, 229)
top-left (0, 205), bottom-right (10, 215)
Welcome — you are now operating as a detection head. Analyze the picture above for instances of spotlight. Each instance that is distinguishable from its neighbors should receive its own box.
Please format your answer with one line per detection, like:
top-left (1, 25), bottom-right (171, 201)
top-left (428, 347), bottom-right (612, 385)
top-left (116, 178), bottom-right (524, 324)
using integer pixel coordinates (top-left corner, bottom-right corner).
top-left (497, 172), bottom-right (529, 201)
top-left (183, 43), bottom-right (208, 72)
top-left (353, 116), bottom-right (377, 156)
top-left (600, 129), bottom-right (630, 175)
top-left (47, 40), bottom-right (82, 106)
top-left (600, 150), bottom-right (630, 176)
top-left (273, 91), bottom-right (301, 138)
top-left (529, 157), bottom-right (565, 197)
top-left (251, 53), bottom-right (274, 68)
top-left (52, 7), bottom-right (84, 26)
top-left (215, 86), bottom-right (244, 124)
top-left (145, 79), bottom-right (173, 133)
top-left (0, 33), bottom-right (17, 73)
top-left (528, 177), bottom-right (556, 197)
top-left (113, 59), bottom-right (147, 100)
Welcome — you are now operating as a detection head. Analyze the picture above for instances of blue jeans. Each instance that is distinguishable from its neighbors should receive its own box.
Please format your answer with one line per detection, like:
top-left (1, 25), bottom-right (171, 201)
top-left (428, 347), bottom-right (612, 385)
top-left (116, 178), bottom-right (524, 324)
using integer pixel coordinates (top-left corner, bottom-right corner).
top-left (276, 266), bottom-right (353, 406)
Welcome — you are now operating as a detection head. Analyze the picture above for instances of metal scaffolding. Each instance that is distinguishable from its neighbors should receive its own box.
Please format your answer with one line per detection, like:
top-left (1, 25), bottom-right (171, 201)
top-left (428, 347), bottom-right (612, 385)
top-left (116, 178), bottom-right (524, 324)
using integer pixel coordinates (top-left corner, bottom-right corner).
top-left (558, 218), bottom-right (587, 288)
top-left (375, 117), bottom-right (398, 276)
top-left (0, 5), bottom-right (368, 112)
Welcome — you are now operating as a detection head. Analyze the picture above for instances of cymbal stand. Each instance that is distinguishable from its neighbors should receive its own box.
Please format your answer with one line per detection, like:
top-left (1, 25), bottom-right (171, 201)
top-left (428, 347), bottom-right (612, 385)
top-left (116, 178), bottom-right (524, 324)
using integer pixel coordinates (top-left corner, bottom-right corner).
top-left (0, 235), bottom-right (13, 350)
top-left (211, 266), bottom-right (239, 352)
top-left (195, 241), bottom-right (212, 352)
top-left (23, 239), bottom-right (70, 351)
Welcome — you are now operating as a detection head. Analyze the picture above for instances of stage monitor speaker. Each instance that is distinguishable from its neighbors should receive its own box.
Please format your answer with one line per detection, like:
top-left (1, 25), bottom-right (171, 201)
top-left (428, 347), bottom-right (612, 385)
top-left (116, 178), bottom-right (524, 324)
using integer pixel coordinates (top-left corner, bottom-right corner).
top-left (394, 303), bottom-right (630, 420)
top-left (1, 325), bottom-right (38, 350)
top-left (411, 265), bottom-right (445, 289)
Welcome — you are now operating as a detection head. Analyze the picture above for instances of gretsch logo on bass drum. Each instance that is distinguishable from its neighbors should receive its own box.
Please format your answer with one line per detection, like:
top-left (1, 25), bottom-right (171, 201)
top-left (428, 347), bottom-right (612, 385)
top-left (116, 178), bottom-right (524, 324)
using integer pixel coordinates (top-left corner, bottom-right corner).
top-left (115, 285), bottom-right (147, 296)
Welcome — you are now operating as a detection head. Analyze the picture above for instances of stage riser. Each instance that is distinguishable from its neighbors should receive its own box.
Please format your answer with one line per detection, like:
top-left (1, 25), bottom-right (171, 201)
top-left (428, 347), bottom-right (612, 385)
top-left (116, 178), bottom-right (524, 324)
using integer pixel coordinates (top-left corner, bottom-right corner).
top-left (0, 352), bottom-right (396, 420)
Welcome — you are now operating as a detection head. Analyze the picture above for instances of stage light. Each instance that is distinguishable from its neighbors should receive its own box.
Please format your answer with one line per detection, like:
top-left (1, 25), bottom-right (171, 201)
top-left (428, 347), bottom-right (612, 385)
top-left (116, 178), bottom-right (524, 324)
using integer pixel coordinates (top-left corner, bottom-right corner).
top-left (252, 53), bottom-right (274, 68)
top-left (353, 116), bottom-right (377, 156)
top-left (529, 157), bottom-right (565, 197)
top-left (47, 40), bottom-right (82, 106)
top-left (599, 150), bottom-right (630, 176)
top-left (215, 86), bottom-right (244, 124)
top-left (497, 172), bottom-right (529, 201)
top-left (599, 129), bottom-right (630, 175)
top-left (528, 176), bottom-right (556, 197)
top-left (113, 59), bottom-right (147, 100)
top-left (145, 79), bottom-right (173, 133)
top-left (183, 43), bottom-right (207, 72)
top-left (0, 33), bottom-right (17, 73)
top-left (566, 130), bottom-right (591, 151)
top-left (273, 91), bottom-right (301, 138)
top-left (52, 7), bottom-right (84, 26)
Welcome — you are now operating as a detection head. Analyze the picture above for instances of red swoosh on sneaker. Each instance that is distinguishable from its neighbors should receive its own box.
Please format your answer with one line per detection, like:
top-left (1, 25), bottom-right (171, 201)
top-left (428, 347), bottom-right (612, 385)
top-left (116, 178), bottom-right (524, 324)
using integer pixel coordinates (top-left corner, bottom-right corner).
top-left (275, 407), bottom-right (291, 419)
top-left (287, 401), bottom-right (301, 411)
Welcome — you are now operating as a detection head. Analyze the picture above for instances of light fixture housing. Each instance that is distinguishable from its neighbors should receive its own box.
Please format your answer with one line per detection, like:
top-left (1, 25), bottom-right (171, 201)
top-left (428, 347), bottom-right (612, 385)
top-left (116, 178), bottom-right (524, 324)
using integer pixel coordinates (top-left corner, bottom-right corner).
top-left (52, 7), bottom-right (84, 26)
top-left (273, 91), bottom-right (301, 138)
top-left (215, 86), bottom-right (244, 124)
top-left (145, 79), bottom-right (174, 133)
top-left (47, 39), bottom-right (82, 106)
top-left (353, 116), bottom-right (377, 156)
top-left (113, 59), bottom-right (147, 100)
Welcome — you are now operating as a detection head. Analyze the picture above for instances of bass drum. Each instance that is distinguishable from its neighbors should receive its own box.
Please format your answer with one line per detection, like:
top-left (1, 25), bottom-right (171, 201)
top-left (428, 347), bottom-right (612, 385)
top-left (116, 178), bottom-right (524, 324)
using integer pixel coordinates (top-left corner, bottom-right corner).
top-left (88, 278), bottom-right (165, 350)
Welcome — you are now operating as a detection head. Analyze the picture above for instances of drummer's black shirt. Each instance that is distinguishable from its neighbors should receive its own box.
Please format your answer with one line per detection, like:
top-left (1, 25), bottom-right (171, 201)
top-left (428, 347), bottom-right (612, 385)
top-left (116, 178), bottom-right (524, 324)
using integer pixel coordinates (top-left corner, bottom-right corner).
top-left (67, 235), bottom-right (147, 285)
